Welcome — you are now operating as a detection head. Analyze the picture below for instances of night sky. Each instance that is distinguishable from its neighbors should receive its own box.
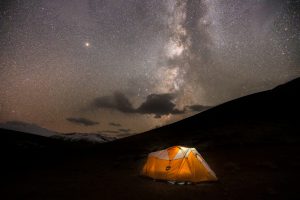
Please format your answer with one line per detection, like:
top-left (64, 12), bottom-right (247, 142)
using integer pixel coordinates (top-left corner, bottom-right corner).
top-left (0, 0), bottom-right (299, 137)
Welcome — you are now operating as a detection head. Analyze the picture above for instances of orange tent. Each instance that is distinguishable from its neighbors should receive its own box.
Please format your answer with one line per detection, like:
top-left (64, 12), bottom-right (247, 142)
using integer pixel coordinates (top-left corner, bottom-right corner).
top-left (141, 146), bottom-right (217, 183)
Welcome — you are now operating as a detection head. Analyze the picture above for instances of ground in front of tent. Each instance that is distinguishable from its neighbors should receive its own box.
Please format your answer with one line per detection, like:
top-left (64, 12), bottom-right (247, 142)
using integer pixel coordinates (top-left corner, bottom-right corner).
top-left (2, 144), bottom-right (299, 200)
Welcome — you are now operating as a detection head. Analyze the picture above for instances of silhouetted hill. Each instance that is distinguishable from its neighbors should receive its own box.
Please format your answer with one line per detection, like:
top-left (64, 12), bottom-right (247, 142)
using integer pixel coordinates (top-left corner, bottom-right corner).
top-left (0, 128), bottom-right (63, 150)
top-left (0, 128), bottom-right (100, 153)
top-left (108, 77), bottom-right (300, 153)
top-left (0, 121), bottom-right (58, 137)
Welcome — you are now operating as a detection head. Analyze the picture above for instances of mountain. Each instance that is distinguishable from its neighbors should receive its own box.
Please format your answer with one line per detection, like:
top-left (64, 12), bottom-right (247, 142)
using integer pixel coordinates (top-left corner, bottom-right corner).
top-left (108, 77), bottom-right (300, 153)
top-left (0, 121), bottom-right (116, 144)
top-left (1, 77), bottom-right (299, 200)
top-left (0, 128), bottom-right (69, 151)
top-left (0, 121), bottom-right (58, 137)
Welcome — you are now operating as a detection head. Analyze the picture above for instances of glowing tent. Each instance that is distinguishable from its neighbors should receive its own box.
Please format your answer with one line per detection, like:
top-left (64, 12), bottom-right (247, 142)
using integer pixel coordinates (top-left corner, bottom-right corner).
top-left (141, 146), bottom-right (217, 183)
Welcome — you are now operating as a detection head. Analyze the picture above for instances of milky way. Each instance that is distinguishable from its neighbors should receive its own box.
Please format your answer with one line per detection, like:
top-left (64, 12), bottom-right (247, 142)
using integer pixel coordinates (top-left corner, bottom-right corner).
top-left (0, 0), bottom-right (299, 136)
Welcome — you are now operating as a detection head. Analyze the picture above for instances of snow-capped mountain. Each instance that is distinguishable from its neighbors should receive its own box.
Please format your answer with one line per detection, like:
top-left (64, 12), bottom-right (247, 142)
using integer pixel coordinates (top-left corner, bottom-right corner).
top-left (53, 133), bottom-right (116, 143)
top-left (0, 121), bottom-right (116, 143)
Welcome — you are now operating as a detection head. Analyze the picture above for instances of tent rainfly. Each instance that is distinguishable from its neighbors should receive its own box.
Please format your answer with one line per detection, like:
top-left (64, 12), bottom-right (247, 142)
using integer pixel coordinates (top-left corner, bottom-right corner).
top-left (141, 146), bottom-right (217, 183)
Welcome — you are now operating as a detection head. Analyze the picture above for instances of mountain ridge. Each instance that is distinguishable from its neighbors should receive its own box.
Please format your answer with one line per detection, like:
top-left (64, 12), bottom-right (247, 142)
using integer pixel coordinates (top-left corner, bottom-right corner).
top-left (105, 77), bottom-right (300, 153)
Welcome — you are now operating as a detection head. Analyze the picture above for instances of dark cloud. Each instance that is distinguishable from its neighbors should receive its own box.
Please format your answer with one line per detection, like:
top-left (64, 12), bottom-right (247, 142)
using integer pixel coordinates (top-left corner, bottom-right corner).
top-left (93, 92), bottom-right (135, 113)
top-left (92, 92), bottom-right (184, 118)
top-left (109, 122), bottom-right (122, 127)
top-left (185, 105), bottom-right (211, 112)
top-left (118, 128), bottom-right (131, 133)
top-left (117, 132), bottom-right (133, 138)
top-left (66, 117), bottom-right (99, 126)
top-left (98, 130), bottom-right (119, 134)
top-left (136, 93), bottom-right (184, 118)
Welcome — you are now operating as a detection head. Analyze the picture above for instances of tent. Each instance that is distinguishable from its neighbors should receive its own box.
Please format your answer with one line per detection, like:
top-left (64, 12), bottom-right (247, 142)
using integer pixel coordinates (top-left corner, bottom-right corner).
top-left (141, 146), bottom-right (217, 183)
